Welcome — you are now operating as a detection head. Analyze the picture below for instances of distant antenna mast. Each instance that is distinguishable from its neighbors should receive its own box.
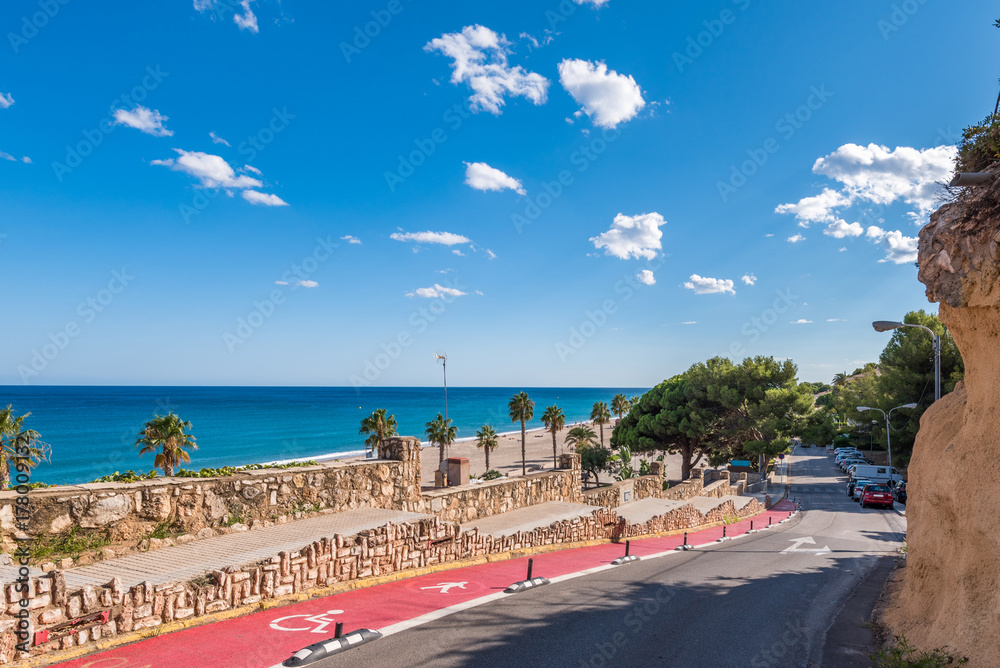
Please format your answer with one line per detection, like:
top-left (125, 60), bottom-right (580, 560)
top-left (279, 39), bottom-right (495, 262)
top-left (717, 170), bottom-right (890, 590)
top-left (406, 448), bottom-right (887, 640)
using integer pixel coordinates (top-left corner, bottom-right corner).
top-left (994, 77), bottom-right (1000, 117)
top-left (434, 351), bottom-right (448, 457)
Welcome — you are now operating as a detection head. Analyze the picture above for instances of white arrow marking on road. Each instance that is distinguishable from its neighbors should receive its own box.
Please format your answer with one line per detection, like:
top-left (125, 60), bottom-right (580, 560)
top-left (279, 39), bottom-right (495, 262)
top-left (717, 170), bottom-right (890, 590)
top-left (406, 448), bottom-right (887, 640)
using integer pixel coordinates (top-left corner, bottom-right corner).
top-left (420, 582), bottom-right (468, 594)
top-left (781, 537), bottom-right (831, 555)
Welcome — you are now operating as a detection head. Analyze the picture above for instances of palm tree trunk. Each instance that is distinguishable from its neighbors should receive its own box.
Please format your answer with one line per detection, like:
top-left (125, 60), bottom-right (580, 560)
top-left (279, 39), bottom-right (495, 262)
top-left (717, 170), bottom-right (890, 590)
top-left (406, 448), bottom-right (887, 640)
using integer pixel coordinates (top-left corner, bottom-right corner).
top-left (520, 420), bottom-right (526, 476)
top-left (439, 441), bottom-right (444, 463)
top-left (551, 431), bottom-right (557, 468)
top-left (0, 458), bottom-right (9, 491)
top-left (485, 448), bottom-right (490, 472)
top-left (599, 423), bottom-right (604, 447)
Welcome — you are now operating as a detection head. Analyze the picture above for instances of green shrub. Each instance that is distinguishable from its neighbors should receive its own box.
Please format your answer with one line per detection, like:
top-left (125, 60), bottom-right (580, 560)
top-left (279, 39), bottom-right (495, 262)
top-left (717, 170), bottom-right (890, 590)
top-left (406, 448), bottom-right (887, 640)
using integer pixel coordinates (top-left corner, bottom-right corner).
top-left (872, 635), bottom-right (967, 667)
top-left (29, 526), bottom-right (110, 564)
top-left (474, 470), bottom-right (504, 481)
top-left (91, 470), bottom-right (160, 483)
top-left (174, 461), bottom-right (319, 478)
top-left (957, 115), bottom-right (1000, 173)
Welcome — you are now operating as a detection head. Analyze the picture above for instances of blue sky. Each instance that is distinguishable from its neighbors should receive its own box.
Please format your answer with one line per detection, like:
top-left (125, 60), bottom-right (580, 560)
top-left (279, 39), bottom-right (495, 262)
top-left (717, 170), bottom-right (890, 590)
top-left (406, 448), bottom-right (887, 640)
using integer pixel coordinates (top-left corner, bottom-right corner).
top-left (0, 0), bottom-right (994, 387)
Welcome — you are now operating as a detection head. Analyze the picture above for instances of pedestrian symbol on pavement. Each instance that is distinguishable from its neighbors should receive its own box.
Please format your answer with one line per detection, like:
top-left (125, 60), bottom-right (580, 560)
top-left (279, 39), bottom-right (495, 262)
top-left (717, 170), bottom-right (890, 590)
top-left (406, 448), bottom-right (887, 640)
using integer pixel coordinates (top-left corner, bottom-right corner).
top-left (420, 582), bottom-right (468, 594)
top-left (269, 609), bottom-right (345, 633)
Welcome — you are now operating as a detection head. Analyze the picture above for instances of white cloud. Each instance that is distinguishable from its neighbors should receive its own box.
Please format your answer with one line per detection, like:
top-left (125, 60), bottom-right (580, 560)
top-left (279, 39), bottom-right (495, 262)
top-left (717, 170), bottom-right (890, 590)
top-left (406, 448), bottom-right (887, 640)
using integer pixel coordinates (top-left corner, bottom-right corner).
top-left (152, 149), bottom-right (262, 189)
top-left (574, 0), bottom-right (610, 5)
top-left (242, 190), bottom-right (288, 206)
top-left (684, 274), bottom-right (735, 295)
top-left (558, 59), bottom-right (645, 129)
top-left (485, 249), bottom-right (497, 260)
top-left (741, 273), bottom-right (757, 286)
top-left (22, 156), bottom-right (31, 164)
top-left (827, 318), bottom-right (845, 322)
top-left (764, 233), bottom-right (774, 238)
top-left (464, 161), bottom-right (525, 195)
top-left (113, 106), bottom-right (173, 137)
top-left (452, 249), bottom-right (465, 256)
top-left (864, 225), bottom-right (918, 263)
top-left (839, 247), bottom-right (847, 252)
top-left (407, 284), bottom-right (468, 299)
top-left (791, 319), bottom-right (813, 324)
top-left (812, 143), bottom-right (955, 219)
top-left (390, 230), bottom-right (471, 246)
top-left (243, 164), bottom-right (262, 175)
top-left (425, 25), bottom-right (549, 114)
top-left (880, 230), bottom-right (918, 264)
top-left (275, 279), bottom-right (318, 288)
top-left (681, 321), bottom-right (697, 325)
top-left (590, 212), bottom-right (665, 260)
top-left (787, 234), bottom-right (805, 243)
top-left (636, 269), bottom-right (655, 286)
top-left (0, 93), bottom-right (13, 109)
top-left (774, 188), bottom-right (850, 226)
top-left (233, 0), bottom-right (258, 32)
top-left (341, 235), bottom-right (361, 245)
top-left (0, 151), bottom-right (15, 162)
top-left (210, 131), bottom-right (230, 147)
top-left (823, 219), bottom-right (863, 239)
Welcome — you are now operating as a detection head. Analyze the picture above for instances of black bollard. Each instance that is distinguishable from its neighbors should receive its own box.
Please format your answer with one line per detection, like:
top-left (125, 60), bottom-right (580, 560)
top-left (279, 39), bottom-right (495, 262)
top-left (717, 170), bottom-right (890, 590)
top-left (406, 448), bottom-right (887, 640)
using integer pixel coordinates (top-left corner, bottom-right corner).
top-left (750, 520), bottom-right (754, 531)
top-left (527, 558), bottom-right (533, 580)
top-left (683, 531), bottom-right (688, 546)
top-left (768, 516), bottom-right (772, 526)
top-left (722, 525), bottom-right (727, 538)
top-left (625, 540), bottom-right (631, 557)
top-left (335, 622), bottom-right (343, 639)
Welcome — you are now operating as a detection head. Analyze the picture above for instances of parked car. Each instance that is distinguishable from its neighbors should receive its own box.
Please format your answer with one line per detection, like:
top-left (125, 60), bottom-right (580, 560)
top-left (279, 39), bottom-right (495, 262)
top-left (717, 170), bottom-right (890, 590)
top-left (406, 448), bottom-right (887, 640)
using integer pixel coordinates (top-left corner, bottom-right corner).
top-left (861, 483), bottom-right (894, 509)
top-left (840, 458), bottom-right (868, 471)
top-left (893, 481), bottom-right (907, 504)
top-left (852, 481), bottom-right (871, 501)
top-left (849, 478), bottom-right (871, 498)
top-left (851, 464), bottom-right (903, 485)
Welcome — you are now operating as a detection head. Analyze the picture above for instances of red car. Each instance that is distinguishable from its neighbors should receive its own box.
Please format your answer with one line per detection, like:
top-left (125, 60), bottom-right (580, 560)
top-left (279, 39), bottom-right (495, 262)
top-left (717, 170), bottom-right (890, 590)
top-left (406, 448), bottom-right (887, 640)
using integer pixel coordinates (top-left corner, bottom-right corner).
top-left (860, 483), bottom-right (894, 509)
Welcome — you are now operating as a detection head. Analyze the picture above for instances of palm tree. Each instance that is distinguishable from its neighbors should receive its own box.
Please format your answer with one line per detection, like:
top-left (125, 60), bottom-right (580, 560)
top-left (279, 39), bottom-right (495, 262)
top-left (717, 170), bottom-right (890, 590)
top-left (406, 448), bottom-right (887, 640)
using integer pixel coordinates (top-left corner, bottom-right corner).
top-left (0, 406), bottom-right (51, 490)
top-left (565, 425), bottom-right (598, 450)
top-left (508, 391), bottom-right (534, 476)
top-left (135, 412), bottom-right (197, 477)
top-left (359, 408), bottom-right (398, 456)
top-left (566, 425), bottom-right (605, 485)
top-left (591, 401), bottom-right (612, 447)
top-left (425, 413), bottom-right (457, 463)
top-left (475, 424), bottom-right (499, 471)
top-left (611, 394), bottom-right (630, 422)
top-left (540, 405), bottom-right (566, 468)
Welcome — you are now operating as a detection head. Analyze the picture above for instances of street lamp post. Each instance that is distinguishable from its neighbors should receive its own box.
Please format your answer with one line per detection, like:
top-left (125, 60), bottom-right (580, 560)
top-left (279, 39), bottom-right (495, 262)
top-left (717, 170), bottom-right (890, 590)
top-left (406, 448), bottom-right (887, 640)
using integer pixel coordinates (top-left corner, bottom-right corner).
top-left (857, 403), bottom-right (918, 468)
top-left (434, 352), bottom-right (449, 460)
top-left (872, 321), bottom-right (941, 401)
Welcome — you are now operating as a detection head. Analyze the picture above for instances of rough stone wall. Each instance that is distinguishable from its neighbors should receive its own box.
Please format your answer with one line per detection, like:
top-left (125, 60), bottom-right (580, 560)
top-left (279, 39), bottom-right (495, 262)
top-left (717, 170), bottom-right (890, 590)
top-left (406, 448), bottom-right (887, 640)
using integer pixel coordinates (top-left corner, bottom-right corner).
top-left (0, 437), bottom-right (424, 556)
top-left (0, 495), bottom-right (763, 664)
top-left (581, 475), bottom-right (663, 510)
top-left (881, 169), bottom-right (1000, 666)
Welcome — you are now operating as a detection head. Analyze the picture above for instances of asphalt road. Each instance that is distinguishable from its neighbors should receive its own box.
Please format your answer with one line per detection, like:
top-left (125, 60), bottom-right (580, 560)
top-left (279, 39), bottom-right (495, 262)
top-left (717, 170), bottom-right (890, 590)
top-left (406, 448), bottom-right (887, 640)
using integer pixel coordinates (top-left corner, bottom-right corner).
top-left (312, 449), bottom-right (906, 668)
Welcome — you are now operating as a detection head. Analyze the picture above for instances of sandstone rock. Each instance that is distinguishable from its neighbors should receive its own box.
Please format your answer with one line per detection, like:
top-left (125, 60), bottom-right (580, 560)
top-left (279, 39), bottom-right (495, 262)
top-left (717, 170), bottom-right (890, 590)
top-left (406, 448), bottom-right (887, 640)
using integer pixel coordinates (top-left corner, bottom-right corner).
top-left (49, 514), bottom-right (73, 533)
top-left (73, 494), bottom-right (131, 528)
top-left (884, 171), bottom-right (1000, 666)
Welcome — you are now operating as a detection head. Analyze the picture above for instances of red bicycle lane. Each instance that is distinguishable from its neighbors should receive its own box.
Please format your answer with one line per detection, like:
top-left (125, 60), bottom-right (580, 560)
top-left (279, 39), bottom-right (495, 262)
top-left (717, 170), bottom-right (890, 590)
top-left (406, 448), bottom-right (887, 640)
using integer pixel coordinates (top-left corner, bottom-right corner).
top-left (52, 501), bottom-right (796, 668)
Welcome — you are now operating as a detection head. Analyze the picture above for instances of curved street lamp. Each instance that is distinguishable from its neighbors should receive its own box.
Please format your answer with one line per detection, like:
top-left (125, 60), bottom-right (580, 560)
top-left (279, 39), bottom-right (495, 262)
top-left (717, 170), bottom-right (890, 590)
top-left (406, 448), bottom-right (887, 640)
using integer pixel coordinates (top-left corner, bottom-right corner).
top-left (872, 320), bottom-right (941, 401)
top-left (434, 352), bottom-right (449, 460)
top-left (857, 403), bottom-right (918, 468)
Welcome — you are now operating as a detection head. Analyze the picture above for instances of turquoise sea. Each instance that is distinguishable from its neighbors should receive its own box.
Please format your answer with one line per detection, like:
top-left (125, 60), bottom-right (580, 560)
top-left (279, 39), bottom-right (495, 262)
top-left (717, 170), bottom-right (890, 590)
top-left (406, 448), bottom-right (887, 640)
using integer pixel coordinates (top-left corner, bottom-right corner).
top-left (0, 386), bottom-right (647, 485)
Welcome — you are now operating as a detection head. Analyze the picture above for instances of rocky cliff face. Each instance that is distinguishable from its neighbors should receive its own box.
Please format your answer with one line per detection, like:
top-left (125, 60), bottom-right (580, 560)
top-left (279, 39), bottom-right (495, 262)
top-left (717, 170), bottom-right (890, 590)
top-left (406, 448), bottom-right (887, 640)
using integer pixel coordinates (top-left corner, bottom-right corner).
top-left (883, 172), bottom-right (1000, 665)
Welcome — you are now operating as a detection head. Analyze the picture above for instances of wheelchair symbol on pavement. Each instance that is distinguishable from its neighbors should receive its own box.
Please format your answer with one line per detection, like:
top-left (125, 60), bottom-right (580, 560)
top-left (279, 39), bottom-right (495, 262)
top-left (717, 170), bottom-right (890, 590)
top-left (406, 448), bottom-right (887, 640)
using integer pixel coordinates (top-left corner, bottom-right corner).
top-left (269, 609), bottom-right (345, 634)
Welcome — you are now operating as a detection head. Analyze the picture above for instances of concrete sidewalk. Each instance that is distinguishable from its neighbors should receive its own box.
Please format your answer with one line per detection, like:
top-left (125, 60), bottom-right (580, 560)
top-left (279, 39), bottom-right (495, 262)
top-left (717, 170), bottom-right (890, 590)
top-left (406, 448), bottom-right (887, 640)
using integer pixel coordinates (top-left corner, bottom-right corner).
top-left (461, 502), bottom-right (599, 538)
top-left (21, 507), bottom-right (434, 591)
